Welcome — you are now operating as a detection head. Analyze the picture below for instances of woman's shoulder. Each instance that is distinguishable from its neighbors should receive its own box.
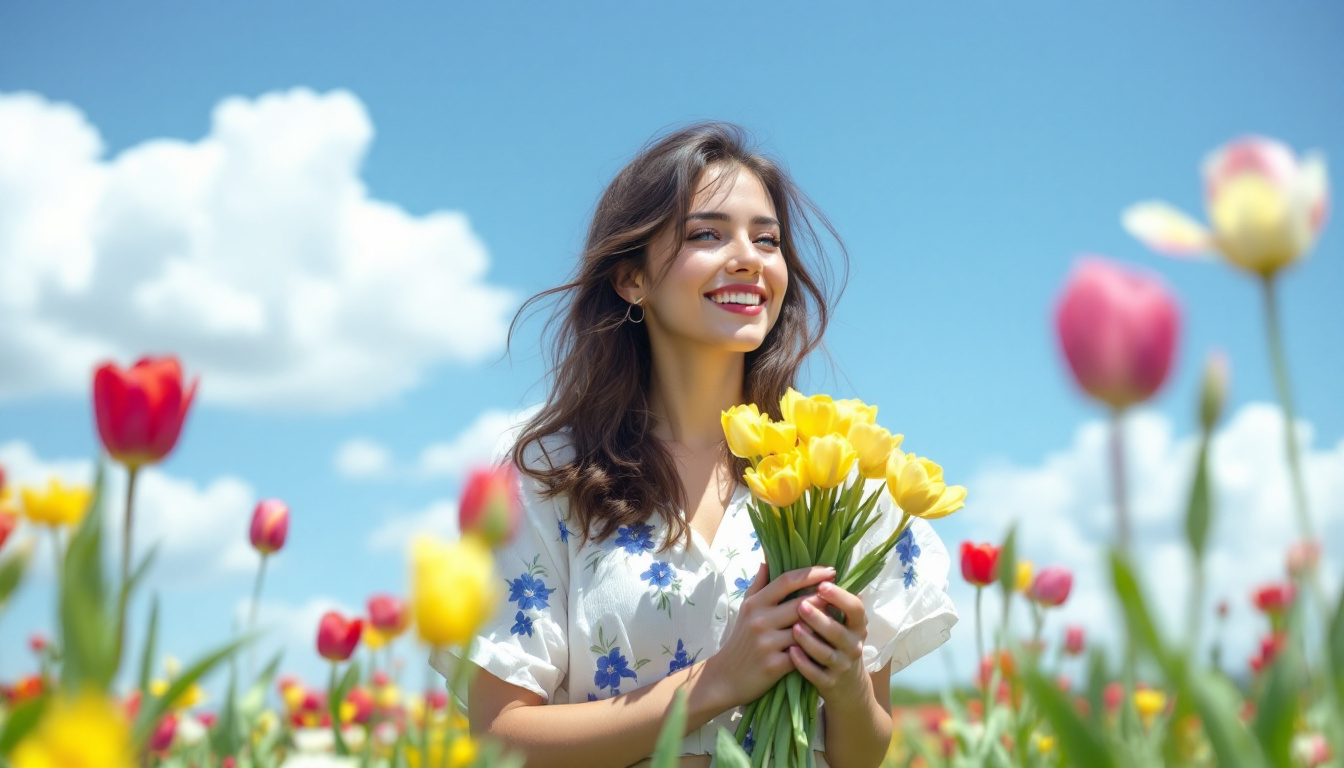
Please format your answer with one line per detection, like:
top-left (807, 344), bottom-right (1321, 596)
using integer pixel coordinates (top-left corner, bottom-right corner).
top-left (515, 427), bottom-right (577, 474)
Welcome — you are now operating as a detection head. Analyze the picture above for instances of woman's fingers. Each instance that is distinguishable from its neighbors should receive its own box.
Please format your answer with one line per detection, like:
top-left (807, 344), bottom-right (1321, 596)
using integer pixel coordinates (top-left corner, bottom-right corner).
top-left (744, 562), bottom-right (769, 598)
top-left (755, 565), bottom-right (834, 606)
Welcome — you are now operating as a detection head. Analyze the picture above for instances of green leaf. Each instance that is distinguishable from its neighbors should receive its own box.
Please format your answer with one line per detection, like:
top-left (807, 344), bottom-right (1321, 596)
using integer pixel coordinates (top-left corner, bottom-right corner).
top-left (210, 661), bottom-right (241, 757)
top-left (241, 650), bottom-right (284, 716)
top-left (0, 538), bottom-right (33, 608)
top-left (1252, 636), bottom-right (1300, 766)
top-left (1023, 668), bottom-right (1117, 768)
top-left (1084, 648), bottom-right (1108, 726)
top-left (1186, 668), bottom-right (1267, 768)
top-left (1109, 551), bottom-right (1163, 658)
top-left (651, 688), bottom-right (688, 768)
top-left (1330, 575), bottom-right (1344, 723)
top-left (996, 526), bottom-right (1017, 598)
top-left (133, 634), bottom-right (249, 747)
top-left (715, 727), bottom-right (753, 768)
top-left (1184, 440), bottom-right (1212, 563)
top-left (0, 694), bottom-right (47, 754)
top-left (59, 464), bottom-right (117, 693)
top-left (138, 594), bottom-right (160, 695)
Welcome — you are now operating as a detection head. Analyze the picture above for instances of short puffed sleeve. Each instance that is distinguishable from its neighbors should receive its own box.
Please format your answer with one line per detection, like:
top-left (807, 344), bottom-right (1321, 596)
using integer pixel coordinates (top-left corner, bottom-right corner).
top-left (433, 439), bottom-right (573, 702)
top-left (852, 491), bottom-right (958, 675)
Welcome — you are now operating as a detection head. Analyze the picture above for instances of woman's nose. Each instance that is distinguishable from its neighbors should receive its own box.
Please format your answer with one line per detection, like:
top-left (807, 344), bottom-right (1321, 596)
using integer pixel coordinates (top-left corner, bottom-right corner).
top-left (725, 233), bottom-right (763, 274)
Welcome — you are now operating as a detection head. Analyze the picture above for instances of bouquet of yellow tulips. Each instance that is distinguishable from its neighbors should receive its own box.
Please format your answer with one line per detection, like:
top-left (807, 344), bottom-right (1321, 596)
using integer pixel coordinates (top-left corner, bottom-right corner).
top-left (722, 389), bottom-right (966, 768)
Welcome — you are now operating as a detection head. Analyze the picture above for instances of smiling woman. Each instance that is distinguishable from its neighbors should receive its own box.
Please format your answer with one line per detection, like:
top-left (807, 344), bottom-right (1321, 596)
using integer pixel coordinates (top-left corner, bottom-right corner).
top-left (433, 123), bottom-right (957, 768)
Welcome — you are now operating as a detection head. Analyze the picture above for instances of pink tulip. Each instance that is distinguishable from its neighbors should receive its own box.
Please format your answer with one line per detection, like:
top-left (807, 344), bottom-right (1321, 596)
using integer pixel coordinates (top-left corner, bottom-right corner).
top-left (1287, 540), bottom-right (1321, 577)
top-left (149, 712), bottom-right (178, 753)
top-left (1055, 257), bottom-right (1180, 410)
top-left (1064, 625), bottom-right (1085, 656)
top-left (458, 463), bottom-right (522, 546)
top-left (317, 611), bottom-right (363, 662)
top-left (367, 593), bottom-right (409, 636)
top-left (1029, 566), bottom-right (1073, 607)
top-left (249, 499), bottom-right (289, 555)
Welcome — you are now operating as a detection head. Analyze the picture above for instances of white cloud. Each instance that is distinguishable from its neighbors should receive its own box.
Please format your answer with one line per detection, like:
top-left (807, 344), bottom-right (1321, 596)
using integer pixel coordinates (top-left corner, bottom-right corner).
top-left (934, 402), bottom-right (1344, 688)
top-left (334, 438), bottom-right (392, 479)
top-left (415, 405), bottom-right (539, 478)
top-left (0, 440), bottom-right (259, 587)
top-left (234, 595), bottom-right (359, 687)
top-left (0, 89), bottom-right (515, 412)
top-left (368, 499), bottom-right (460, 554)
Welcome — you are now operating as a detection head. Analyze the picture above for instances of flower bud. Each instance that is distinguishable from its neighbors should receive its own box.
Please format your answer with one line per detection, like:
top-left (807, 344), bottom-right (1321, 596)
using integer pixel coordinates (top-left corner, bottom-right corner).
top-left (802, 435), bottom-right (858, 489)
top-left (1199, 350), bottom-right (1229, 432)
top-left (1286, 540), bottom-right (1321, 577)
top-left (317, 611), bottom-right (363, 662)
top-left (743, 452), bottom-right (808, 508)
top-left (1014, 560), bottom-right (1034, 593)
top-left (960, 542), bottom-right (1000, 587)
top-left (1030, 566), bottom-right (1074, 607)
top-left (721, 404), bottom-right (765, 458)
top-left (1064, 625), bottom-right (1085, 656)
top-left (249, 499), bottom-right (289, 555)
top-left (458, 464), bottom-right (522, 547)
top-left (93, 356), bottom-right (197, 470)
top-left (367, 593), bottom-right (409, 637)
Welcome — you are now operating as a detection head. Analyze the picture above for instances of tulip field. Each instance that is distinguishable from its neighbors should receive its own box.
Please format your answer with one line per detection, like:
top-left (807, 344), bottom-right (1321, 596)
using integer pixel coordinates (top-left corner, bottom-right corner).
top-left (0, 136), bottom-right (1340, 768)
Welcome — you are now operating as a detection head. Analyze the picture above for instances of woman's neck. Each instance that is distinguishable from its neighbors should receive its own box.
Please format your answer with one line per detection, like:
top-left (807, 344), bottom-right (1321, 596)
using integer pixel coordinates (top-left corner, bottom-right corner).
top-left (647, 342), bottom-right (746, 452)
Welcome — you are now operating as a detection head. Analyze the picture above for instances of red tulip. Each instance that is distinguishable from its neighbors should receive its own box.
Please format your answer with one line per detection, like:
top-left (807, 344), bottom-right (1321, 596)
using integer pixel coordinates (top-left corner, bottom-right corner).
top-left (28, 634), bottom-right (47, 654)
top-left (149, 712), bottom-right (178, 753)
top-left (93, 356), bottom-right (198, 469)
top-left (1064, 625), bottom-right (1086, 656)
top-left (317, 611), bottom-right (363, 662)
top-left (425, 689), bottom-right (448, 711)
top-left (346, 687), bottom-right (375, 724)
top-left (1249, 633), bottom-right (1286, 675)
top-left (1252, 582), bottom-right (1295, 616)
top-left (1055, 257), bottom-right (1180, 410)
top-left (0, 510), bottom-right (15, 551)
top-left (367, 593), bottom-right (409, 636)
top-left (458, 463), bottom-right (522, 546)
top-left (960, 541), bottom-right (1000, 587)
top-left (250, 499), bottom-right (289, 555)
top-left (1103, 682), bottom-right (1124, 713)
top-left (1029, 566), bottom-right (1074, 607)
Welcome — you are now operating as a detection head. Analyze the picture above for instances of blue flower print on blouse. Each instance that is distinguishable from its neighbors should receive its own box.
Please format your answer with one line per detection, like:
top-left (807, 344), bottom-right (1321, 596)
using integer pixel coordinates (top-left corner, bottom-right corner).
top-left (589, 624), bottom-right (649, 698)
top-left (640, 561), bottom-right (674, 589)
top-left (510, 611), bottom-right (534, 637)
top-left (896, 527), bottom-right (921, 590)
top-left (750, 531), bottom-right (761, 551)
top-left (557, 520), bottom-right (571, 544)
top-left (615, 523), bottom-right (656, 554)
top-left (743, 726), bottom-right (755, 755)
top-left (506, 555), bottom-right (555, 610)
top-left (729, 572), bottom-right (754, 601)
top-left (662, 639), bottom-right (701, 676)
top-left (641, 561), bottom-right (693, 618)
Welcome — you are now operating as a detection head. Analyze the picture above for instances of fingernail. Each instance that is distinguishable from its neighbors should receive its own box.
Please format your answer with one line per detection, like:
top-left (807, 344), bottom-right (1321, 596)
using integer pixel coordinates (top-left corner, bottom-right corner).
top-left (800, 600), bottom-right (814, 614)
top-left (822, 567), bottom-right (836, 575)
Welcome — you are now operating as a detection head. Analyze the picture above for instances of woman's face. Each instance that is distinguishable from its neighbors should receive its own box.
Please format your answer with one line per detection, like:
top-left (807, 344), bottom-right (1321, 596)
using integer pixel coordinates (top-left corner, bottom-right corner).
top-left (634, 164), bottom-right (788, 355)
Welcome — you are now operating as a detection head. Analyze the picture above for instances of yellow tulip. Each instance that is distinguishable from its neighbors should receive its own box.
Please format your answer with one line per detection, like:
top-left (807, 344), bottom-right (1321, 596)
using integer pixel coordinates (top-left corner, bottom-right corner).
top-left (779, 387), bottom-right (806, 424)
top-left (744, 452), bottom-right (808, 508)
top-left (721, 404), bottom-right (765, 459)
top-left (886, 452), bottom-right (967, 520)
top-left (11, 690), bottom-right (135, 768)
top-left (150, 679), bottom-right (205, 711)
top-left (411, 534), bottom-right (500, 647)
top-left (1033, 734), bottom-right (1056, 755)
top-left (376, 682), bottom-right (402, 710)
top-left (834, 398), bottom-right (878, 436)
top-left (790, 394), bottom-right (838, 441)
top-left (20, 478), bottom-right (91, 528)
top-left (848, 423), bottom-right (902, 479)
top-left (802, 435), bottom-right (858, 489)
top-left (1015, 561), bottom-right (1034, 593)
top-left (759, 418), bottom-right (797, 457)
top-left (1134, 689), bottom-right (1167, 726)
top-left (407, 731), bottom-right (477, 768)
top-left (363, 626), bottom-right (389, 650)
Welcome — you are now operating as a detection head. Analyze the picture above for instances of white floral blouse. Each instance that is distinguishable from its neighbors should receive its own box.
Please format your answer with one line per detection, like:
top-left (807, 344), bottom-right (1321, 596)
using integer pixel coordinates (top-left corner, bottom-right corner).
top-left (434, 437), bottom-right (958, 764)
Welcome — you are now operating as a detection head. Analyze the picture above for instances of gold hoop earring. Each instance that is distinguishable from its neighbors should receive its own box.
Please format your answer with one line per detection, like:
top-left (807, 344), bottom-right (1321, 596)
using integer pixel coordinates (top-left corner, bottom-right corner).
top-left (624, 297), bottom-right (645, 324)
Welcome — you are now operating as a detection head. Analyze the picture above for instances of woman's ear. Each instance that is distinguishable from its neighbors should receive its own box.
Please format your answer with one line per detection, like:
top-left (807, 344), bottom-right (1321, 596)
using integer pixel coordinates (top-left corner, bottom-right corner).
top-left (612, 262), bottom-right (646, 305)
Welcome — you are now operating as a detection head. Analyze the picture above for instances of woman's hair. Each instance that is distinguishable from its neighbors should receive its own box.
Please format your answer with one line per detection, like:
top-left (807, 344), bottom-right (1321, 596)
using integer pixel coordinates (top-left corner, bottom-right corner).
top-left (510, 121), bottom-right (846, 552)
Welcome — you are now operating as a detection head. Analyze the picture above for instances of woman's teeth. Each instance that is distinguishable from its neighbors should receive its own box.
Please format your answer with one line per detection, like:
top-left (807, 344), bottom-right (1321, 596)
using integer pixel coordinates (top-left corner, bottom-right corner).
top-left (708, 293), bottom-right (763, 306)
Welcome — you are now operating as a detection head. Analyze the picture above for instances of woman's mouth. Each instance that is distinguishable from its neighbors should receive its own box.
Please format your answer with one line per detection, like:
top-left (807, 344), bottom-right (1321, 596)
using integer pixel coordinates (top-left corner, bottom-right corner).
top-left (705, 290), bottom-right (765, 316)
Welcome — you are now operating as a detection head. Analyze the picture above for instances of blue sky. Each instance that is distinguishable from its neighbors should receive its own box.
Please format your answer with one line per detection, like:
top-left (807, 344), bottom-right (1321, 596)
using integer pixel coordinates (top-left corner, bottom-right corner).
top-left (1, 2), bottom-right (1341, 694)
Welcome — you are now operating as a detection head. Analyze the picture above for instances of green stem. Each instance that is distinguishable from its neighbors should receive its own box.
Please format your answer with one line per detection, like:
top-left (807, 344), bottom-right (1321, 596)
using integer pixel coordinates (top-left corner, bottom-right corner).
top-left (115, 465), bottom-right (140, 669)
top-left (247, 554), bottom-right (268, 678)
top-left (1261, 275), bottom-right (1315, 542)
top-left (1109, 409), bottom-right (1130, 559)
top-left (329, 662), bottom-right (349, 755)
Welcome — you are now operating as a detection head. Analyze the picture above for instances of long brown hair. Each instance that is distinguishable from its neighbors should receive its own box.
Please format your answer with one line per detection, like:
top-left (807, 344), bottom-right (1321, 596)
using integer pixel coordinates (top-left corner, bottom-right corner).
top-left (510, 122), bottom-right (846, 552)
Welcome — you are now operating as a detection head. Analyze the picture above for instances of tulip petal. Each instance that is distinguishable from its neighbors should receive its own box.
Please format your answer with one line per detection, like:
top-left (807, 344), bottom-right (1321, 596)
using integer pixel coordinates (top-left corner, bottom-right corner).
top-left (1297, 151), bottom-right (1330, 240)
top-left (1122, 201), bottom-right (1214, 258)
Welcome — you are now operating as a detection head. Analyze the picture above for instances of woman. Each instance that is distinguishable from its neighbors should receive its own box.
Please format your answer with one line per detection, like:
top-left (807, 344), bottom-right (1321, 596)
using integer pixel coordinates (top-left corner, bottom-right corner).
top-left (436, 123), bottom-right (957, 767)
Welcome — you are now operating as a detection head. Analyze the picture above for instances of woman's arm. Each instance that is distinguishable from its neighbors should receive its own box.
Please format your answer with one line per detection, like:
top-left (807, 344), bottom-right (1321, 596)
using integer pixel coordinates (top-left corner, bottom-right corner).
top-left (469, 657), bottom-right (732, 768)
top-left (470, 564), bottom-right (840, 768)
top-left (820, 662), bottom-right (892, 768)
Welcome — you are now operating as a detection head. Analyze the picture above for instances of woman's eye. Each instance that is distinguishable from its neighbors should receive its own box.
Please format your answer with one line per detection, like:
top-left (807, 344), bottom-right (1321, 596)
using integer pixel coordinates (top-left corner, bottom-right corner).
top-left (689, 230), bottom-right (718, 241)
top-left (756, 235), bottom-right (781, 247)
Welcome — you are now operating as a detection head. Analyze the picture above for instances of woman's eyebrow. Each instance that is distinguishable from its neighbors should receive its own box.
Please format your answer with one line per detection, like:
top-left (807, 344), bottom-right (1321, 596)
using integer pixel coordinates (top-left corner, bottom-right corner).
top-left (684, 212), bottom-right (781, 227)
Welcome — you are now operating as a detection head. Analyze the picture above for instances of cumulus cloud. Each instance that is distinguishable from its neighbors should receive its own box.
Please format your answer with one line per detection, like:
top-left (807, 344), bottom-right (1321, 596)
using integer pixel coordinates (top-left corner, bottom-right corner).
top-left (930, 402), bottom-right (1343, 688)
top-left (368, 499), bottom-right (460, 554)
top-left (334, 438), bottom-right (393, 479)
top-left (0, 440), bottom-right (259, 586)
top-left (336, 405), bottom-right (538, 482)
top-left (0, 89), bottom-right (515, 411)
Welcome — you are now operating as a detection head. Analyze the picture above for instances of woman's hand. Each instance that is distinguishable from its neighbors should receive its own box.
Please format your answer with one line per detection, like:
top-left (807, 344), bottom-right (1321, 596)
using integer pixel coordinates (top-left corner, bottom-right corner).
top-left (788, 581), bottom-right (872, 705)
top-left (705, 563), bottom-right (837, 709)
